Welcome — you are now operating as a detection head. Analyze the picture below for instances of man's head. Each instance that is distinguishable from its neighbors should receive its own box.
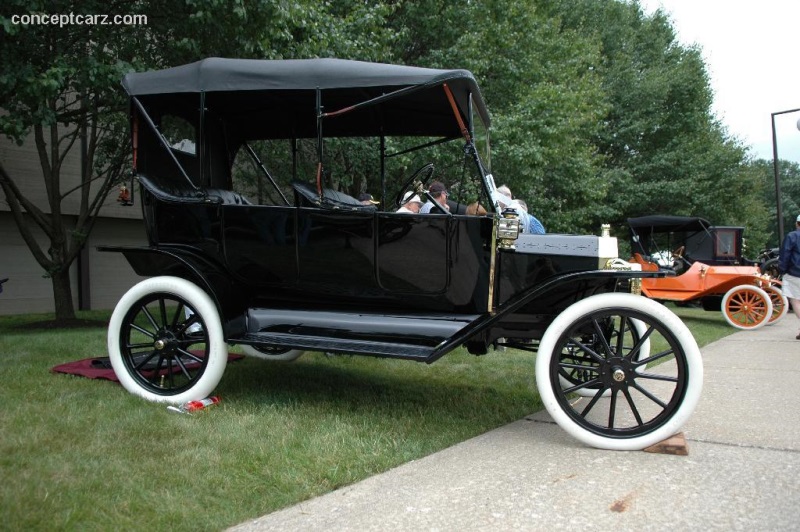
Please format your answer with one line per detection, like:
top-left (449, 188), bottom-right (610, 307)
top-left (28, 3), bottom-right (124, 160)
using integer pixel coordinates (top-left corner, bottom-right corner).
top-left (495, 184), bottom-right (513, 208)
top-left (796, 214), bottom-right (800, 226)
top-left (428, 181), bottom-right (448, 207)
top-left (359, 193), bottom-right (379, 206)
top-left (497, 185), bottom-right (512, 198)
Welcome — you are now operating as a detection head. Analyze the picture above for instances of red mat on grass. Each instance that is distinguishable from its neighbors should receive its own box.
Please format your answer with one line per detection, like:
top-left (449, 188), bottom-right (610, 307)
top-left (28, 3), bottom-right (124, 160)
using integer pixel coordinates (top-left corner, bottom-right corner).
top-left (52, 353), bottom-right (244, 383)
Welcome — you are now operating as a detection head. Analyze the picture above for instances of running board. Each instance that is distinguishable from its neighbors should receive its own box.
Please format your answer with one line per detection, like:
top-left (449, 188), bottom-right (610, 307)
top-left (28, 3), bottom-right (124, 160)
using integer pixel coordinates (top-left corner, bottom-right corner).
top-left (239, 332), bottom-right (434, 361)
top-left (238, 308), bottom-right (483, 361)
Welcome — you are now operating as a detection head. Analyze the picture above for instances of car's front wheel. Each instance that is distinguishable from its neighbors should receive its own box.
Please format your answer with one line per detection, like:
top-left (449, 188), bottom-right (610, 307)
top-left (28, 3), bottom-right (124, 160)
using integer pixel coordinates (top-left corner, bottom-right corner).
top-left (763, 284), bottom-right (789, 325)
top-left (108, 276), bottom-right (227, 404)
top-left (536, 293), bottom-right (703, 451)
top-left (721, 284), bottom-right (772, 330)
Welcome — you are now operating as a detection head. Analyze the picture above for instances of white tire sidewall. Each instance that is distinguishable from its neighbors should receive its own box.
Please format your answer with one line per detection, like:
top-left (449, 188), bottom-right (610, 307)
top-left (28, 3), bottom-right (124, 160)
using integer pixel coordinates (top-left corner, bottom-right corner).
top-left (108, 276), bottom-right (227, 404)
top-left (536, 292), bottom-right (703, 450)
top-left (765, 286), bottom-right (789, 325)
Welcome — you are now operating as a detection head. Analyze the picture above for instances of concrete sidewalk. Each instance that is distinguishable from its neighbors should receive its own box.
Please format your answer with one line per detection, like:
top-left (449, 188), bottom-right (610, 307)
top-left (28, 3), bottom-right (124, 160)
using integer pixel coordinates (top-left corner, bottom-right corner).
top-left (230, 314), bottom-right (800, 531)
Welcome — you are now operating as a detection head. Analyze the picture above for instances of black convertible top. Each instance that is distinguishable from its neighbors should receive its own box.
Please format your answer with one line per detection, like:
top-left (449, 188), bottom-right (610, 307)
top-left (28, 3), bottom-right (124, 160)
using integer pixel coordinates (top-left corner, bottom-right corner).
top-left (628, 215), bottom-right (712, 257)
top-left (123, 58), bottom-right (480, 98)
top-left (628, 215), bottom-right (711, 234)
top-left (123, 58), bottom-right (489, 139)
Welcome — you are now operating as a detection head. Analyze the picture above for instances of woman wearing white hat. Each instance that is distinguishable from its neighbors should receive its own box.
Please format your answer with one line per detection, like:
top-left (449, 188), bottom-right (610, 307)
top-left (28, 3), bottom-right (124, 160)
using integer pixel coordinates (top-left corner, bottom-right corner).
top-left (396, 191), bottom-right (423, 214)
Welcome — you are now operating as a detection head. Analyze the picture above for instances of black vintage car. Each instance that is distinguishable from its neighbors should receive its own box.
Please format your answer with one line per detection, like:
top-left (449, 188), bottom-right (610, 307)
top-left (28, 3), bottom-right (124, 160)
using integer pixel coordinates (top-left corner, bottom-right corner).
top-left (103, 58), bottom-right (703, 450)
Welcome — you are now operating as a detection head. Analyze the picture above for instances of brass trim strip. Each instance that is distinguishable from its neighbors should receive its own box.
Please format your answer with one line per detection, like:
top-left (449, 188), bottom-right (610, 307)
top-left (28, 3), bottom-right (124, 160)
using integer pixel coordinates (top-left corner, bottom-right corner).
top-left (487, 217), bottom-right (498, 312)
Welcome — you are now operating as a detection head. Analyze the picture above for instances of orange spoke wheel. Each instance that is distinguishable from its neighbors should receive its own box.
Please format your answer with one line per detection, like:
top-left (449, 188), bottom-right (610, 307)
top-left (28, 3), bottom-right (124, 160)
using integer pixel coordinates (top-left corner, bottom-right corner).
top-left (721, 285), bottom-right (773, 330)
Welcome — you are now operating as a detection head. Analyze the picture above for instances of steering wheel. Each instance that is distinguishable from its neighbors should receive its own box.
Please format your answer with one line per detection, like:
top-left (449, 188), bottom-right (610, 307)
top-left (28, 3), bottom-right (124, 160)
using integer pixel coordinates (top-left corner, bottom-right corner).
top-left (672, 245), bottom-right (692, 269)
top-left (395, 163), bottom-right (435, 207)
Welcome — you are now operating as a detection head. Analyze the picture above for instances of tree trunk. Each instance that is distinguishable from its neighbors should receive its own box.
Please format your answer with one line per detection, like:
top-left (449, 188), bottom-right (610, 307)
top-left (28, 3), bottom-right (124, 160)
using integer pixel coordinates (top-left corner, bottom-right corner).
top-left (51, 268), bottom-right (76, 322)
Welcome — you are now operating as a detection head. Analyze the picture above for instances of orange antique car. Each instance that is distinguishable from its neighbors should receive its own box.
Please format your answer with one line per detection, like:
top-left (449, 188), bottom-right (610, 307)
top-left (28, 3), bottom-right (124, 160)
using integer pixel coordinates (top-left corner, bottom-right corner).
top-left (628, 216), bottom-right (786, 330)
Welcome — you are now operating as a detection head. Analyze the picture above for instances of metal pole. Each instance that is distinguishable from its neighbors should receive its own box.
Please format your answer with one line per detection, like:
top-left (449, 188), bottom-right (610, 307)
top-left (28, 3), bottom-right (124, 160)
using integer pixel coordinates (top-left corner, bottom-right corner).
top-left (771, 113), bottom-right (784, 245)
top-left (770, 107), bottom-right (800, 246)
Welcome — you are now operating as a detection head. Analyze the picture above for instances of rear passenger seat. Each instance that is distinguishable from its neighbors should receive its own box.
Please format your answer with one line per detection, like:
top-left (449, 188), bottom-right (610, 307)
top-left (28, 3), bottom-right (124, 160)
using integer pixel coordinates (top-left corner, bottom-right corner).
top-left (206, 189), bottom-right (252, 205)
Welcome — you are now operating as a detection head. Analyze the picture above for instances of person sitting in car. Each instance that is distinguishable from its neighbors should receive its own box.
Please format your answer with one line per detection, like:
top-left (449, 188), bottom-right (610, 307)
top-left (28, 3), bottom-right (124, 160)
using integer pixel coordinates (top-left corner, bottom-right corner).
top-left (420, 181), bottom-right (450, 214)
top-left (494, 185), bottom-right (545, 234)
top-left (358, 193), bottom-right (380, 207)
top-left (396, 192), bottom-right (424, 213)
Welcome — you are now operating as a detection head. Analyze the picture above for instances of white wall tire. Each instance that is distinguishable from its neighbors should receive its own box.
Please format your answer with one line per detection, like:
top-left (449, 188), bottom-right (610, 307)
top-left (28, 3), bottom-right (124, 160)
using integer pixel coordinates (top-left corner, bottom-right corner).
top-left (722, 285), bottom-right (773, 330)
top-left (536, 293), bottom-right (703, 451)
top-left (764, 285), bottom-right (789, 325)
top-left (108, 276), bottom-right (227, 404)
top-left (239, 344), bottom-right (305, 362)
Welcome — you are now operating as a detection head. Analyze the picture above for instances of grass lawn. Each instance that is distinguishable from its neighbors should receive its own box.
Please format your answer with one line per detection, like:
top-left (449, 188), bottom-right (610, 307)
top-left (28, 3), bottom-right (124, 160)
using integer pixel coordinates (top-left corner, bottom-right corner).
top-left (0, 304), bottom-right (733, 531)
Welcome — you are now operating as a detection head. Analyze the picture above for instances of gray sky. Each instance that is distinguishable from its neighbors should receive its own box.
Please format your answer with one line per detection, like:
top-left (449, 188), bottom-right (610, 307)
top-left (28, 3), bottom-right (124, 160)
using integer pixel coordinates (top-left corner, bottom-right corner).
top-left (639, 0), bottom-right (800, 162)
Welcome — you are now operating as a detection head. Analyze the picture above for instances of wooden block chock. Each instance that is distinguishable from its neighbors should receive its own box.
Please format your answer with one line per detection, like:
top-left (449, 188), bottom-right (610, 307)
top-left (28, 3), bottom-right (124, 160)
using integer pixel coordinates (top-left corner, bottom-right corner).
top-left (642, 432), bottom-right (689, 456)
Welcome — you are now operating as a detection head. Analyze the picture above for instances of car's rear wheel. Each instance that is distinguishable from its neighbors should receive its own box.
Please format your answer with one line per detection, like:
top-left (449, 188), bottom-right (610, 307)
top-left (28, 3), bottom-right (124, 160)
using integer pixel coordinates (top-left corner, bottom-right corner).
top-left (108, 276), bottom-right (227, 404)
top-left (239, 344), bottom-right (305, 362)
top-left (721, 285), bottom-right (773, 330)
top-left (536, 293), bottom-right (703, 451)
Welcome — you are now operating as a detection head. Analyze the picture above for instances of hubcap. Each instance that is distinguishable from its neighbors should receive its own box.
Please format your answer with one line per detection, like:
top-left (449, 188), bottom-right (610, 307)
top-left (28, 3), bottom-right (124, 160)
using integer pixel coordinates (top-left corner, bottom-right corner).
top-left (153, 330), bottom-right (178, 352)
top-left (612, 368), bottom-right (626, 383)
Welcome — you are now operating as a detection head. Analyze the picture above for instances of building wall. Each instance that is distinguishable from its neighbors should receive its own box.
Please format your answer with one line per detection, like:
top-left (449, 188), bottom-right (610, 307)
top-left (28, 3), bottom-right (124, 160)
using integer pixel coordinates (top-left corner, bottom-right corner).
top-left (0, 211), bottom-right (77, 314)
top-left (0, 212), bottom-right (148, 315)
top-left (1, 130), bottom-right (149, 316)
top-left (87, 218), bottom-right (150, 310)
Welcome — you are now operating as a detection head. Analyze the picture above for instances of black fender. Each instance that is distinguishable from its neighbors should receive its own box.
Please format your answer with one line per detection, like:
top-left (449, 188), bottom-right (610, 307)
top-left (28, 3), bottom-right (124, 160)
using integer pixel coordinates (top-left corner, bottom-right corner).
top-left (98, 245), bottom-right (247, 337)
top-left (426, 269), bottom-right (664, 362)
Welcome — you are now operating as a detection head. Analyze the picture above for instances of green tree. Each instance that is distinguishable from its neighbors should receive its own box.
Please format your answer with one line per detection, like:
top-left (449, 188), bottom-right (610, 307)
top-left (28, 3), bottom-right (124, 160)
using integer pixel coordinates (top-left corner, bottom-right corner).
top-left (543, 0), bottom-right (760, 235)
top-left (388, 0), bottom-right (609, 232)
top-left (749, 158), bottom-right (800, 250)
top-left (0, 0), bottom-right (153, 321)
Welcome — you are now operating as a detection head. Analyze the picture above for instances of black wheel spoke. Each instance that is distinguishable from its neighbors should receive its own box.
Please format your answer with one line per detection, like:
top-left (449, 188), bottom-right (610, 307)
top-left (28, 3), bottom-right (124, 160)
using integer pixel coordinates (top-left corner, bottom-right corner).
top-left (570, 338), bottom-right (605, 364)
top-left (622, 386), bottom-right (645, 426)
top-left (173, 356), bottom-right (194, 380)
top-left (130, 323), bottom-right (156, 338)
top-left (176, 347), bottom-right (204, 363)
top-left (133, 351), bottom-right (159, 371)
top-left (158, 297), bottom-right (168, 328)
top-left (636, 372), bottom-right (678, 384)
top-left (127, 341), bottom-right (156, 350)
top-left (171, 302), bottom-right (185, 330)
top-left (563, 378), bottom-right (604, 395)
top-left (627, 324), bottom-right (655, 361)
top-left (607, 389), bottom-right (618, 428)
top-left (177, 337), bottom-right (202, 348)
top-left (615, 316), bottom-right (627, 357)
top-left (180, 314), bottom-right (201, 334)
top-left (147, 355), bottom-right (167, 385)
top-left (591, 318), bottom-right (613, 357)
top-left (168, 359), bottom-right (177, 388)
top-left (579, 390), bottom-right (604, 417)
top-left (631, 381), bottom-right (669, 409)
top-left (141, 306), bottom-right (160, 331)
top-left (635, 347), bottom-right (675, 368)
